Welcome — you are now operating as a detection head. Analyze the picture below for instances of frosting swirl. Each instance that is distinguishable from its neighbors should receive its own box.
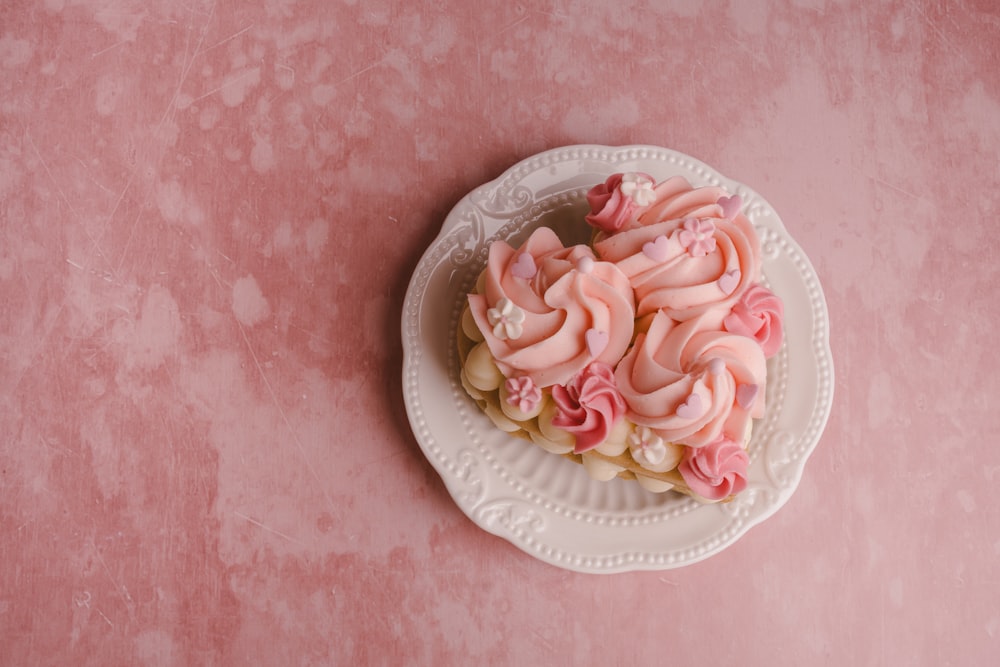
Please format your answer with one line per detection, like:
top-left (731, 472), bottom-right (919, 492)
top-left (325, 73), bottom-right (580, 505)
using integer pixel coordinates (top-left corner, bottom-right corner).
top-left (678, 435), bottom-right (749, 501)
top-left (593, 176), bottom-right (760, 321)
top-left (585, 172), bottom-right (656, 233)
top-left (724, 284), bottom-right (784, 358)
top-left (551, 362), bottom-right (626, 453)
top-left (467, 227), bottom-right (635, 388)
top-left (614, 310), bottom-right (767, 447)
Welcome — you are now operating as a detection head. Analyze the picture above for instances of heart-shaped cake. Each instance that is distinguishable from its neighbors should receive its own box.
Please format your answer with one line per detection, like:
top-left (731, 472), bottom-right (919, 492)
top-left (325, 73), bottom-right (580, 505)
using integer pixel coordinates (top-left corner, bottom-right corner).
top-left (457, 173), bottom-right (784, 503)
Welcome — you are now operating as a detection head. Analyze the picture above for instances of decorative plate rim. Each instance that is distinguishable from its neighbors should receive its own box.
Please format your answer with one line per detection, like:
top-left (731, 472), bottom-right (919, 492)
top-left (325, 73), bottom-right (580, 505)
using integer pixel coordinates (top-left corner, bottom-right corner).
top-left (402, 144), bottom-right (833, 573)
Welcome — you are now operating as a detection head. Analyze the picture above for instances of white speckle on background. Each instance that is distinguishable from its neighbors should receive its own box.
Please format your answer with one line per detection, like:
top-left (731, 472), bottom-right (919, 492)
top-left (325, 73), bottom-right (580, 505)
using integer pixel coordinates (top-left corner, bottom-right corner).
top-left (305, 219), bottom-right (329, 259)
top-left (232, 275), bottom-right (270, 327)
top-left (275, 63), bottom-right (295, 90)
top-left (890, 11), bottom-right (906, 41)
top-left (866, 370), bottom-right (894, 429)
top-left (220, 66), bottom-right (261, 107)
top-left (251, 137), bottom-right (275, 173)
top-left (199, 104), bottom-right (220, 130)
top-left (129, 285), bottom-right (182, 370)
top-left (273, 220), bottom-right (294, 252)
top-left (887, 577), bottom-right (903, 608)
top-left (311, 84), bottom-right (336, 106)
top-left (174, 93), bottom-right (193, 111)
top-left (956, 490), bottom-right (976, 513)
top-left (0, 35), bottom-right (34, 68)
top-left (155, 179), bottom-right (185, 223)
top-left (94, 73), bottom-right (122, 116)
top-left (134, 629), bottom-right (178, 665)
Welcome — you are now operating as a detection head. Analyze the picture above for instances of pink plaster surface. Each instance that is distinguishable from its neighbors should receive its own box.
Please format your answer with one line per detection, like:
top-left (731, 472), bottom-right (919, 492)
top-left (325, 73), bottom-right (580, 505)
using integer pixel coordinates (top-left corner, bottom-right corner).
top-left (2, 0), bottom-right (998, 664)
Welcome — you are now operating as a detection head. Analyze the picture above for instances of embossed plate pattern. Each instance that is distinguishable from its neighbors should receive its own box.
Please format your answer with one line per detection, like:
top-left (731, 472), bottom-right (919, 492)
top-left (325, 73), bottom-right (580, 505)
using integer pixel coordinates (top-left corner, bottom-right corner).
top-left (402, 145), bottom-right (833, 573)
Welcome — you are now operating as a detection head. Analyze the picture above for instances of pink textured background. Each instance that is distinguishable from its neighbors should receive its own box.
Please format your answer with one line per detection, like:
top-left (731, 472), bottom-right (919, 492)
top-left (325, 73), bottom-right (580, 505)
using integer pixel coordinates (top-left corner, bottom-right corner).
top-left (2, 0), bottom-right (998, 664)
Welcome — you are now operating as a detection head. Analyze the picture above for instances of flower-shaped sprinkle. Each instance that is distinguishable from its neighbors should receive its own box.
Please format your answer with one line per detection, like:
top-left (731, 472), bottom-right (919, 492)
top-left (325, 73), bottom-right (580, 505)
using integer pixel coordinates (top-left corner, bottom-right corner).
top-left (504, 376), bottom-right (542, 413)
top-left (628, 426), bottom-right (668, 466)
top-left (619, 172), bottom-right (656, 206)
top-left (678, 218), bottom-right (717, 257)
top-left (486, 297), bottom-right (525, 340)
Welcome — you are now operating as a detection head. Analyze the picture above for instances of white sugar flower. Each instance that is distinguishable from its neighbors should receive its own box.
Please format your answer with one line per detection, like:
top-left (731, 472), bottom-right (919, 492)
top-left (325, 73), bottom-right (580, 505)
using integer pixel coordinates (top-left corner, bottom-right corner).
top-left (628, 425), bottom-right (668, 466)
top-left (486, 297), bottom-right (525, 340)
top-left (619, 173), bottom-right (656, 207)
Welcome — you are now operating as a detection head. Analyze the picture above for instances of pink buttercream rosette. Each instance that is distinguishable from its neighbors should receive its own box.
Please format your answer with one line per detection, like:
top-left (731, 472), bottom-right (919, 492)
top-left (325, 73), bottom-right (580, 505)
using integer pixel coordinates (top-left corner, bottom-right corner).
top-left (724, 283), bottom-right (784, 359)
top-left (593, 176), bottom-right (762, 322)
top-left (584, 172), bottom-right (657, 233)
top-left (550, 362), bottom-right (626, 454)
top-left (678, 435), bottom-right (750, 501)
top-left (467, 227), bottom-right (636, 388)
top-left (614, 309), bottom-right (767, 448)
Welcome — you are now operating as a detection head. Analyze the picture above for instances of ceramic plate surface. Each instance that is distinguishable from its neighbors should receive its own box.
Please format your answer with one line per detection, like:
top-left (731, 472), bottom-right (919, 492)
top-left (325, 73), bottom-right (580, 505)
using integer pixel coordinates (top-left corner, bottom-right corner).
top-left (402, 145), bottom-right (833, 573)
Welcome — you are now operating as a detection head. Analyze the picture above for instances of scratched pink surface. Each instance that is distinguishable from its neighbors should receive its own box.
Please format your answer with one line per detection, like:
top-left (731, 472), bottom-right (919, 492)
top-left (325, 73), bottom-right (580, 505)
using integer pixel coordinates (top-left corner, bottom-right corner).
top-left (2, 0), bottom-right (998, 664)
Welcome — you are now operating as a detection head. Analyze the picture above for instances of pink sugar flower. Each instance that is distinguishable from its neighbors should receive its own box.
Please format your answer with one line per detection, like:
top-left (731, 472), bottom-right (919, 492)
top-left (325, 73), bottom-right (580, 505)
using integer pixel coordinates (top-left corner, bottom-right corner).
top-left (504, 376), bottom-right (542, 414)
top-left (678, 218), bottom-right (717, 257)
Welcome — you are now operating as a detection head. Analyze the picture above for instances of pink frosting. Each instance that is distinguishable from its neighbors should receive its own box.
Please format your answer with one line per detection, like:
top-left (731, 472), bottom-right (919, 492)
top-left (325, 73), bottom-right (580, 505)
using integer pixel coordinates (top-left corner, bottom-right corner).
top-left (585, 173), bottom-right (655, 233)
top-left (551, 363), bottom-right (626, 453)
top-left (724, 284), bottom-right (785, 358)
top-left (678, 218), bottom-right (718, 257)
top-left (468, 227), bottom-right (635, 388)
top-left (678, 435), bottom-right (749, 501)
top-left (463, 174), bottom-right (785, 501)
top-left (614, 310), bottom-right (767, 447)
top-left (594, 176), bottom-right (761, 320)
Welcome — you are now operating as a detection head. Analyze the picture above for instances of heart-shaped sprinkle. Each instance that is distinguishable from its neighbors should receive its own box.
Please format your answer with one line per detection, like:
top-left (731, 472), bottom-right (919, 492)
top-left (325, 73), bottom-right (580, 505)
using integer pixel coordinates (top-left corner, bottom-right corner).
top-left (576, 256), bottom-right (594, 274)
top-left (717, 194), bottom-right (742, 220)
top-left (718, 269), bottom-right (741, 295)
top-left (641, 235), bottom-right (670, 262)
top-left (585, 328), bottom-right (609, 358)
top-left (675, 393), bottom-right (703, 420)
top-left (510, 253), bottom-right (537, 280)
top-left (708, 358), bottom-right (725, 376)
top-left (736, 383), bottom-right (759, 409)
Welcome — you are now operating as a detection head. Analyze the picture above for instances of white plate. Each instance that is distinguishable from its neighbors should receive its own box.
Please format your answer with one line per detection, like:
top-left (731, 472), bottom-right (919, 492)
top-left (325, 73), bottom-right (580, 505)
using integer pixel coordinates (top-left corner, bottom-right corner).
top-left (402, 145), bottom-right (833, 573)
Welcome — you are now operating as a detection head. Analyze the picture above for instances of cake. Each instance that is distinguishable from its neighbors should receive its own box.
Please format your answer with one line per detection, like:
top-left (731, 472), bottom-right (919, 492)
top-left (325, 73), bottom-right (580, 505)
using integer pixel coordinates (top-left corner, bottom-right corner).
top-left (457, 172), bottom-right (784, 503)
